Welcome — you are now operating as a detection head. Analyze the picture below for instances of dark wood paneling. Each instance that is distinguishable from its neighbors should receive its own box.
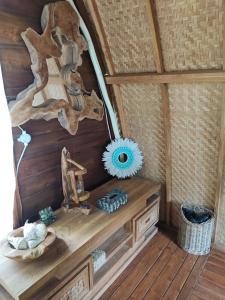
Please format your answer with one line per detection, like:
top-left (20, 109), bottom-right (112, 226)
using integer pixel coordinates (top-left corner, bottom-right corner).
top-left (0, 0), bottom-right (58, 19)
top-left (0, 47), bottom-right (31, 70)
top-left (0, 0), bottom-right (112, 223)
top-left (0, 11), bottom-right (41, 45)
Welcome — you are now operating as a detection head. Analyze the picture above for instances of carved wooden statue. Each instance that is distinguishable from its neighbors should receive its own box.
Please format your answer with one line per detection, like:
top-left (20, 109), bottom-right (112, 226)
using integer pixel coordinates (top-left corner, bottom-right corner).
top-left (61, 147), bottom-right (90, 213)
top-left (9, 1), bottom-right (104, 135)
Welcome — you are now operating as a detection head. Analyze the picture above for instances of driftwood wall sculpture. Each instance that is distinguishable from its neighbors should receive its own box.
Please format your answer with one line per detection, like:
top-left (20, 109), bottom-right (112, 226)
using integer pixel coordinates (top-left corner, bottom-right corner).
top-left (9, 1), bottom-right (104, 135)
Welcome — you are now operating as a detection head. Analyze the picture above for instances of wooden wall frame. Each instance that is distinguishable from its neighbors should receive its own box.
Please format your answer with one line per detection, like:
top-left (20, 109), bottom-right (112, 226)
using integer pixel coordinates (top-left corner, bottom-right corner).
top-left (145, 0), bottom-right (172, 224)
top-left (105, 70), bottom-right (225, 85)
top-left (213, 1), bottom-right (225, 245)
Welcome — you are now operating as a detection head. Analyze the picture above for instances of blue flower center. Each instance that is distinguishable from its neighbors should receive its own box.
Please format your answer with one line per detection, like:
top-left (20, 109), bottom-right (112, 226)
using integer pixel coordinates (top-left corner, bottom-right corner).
top-left (112, 147), bottom-right (134, 169)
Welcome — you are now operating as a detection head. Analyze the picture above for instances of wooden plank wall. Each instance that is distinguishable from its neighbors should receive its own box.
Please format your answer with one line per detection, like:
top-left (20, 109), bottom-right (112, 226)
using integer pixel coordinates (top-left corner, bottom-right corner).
top-left (0, 0), bottom-right (112, 222)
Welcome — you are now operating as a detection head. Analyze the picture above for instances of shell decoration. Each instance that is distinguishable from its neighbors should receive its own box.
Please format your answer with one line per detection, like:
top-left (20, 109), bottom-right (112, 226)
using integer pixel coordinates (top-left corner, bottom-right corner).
top-left (7, 221), bottom-right (48, 250)
top-left (7, 237), bottom-right (28, 250)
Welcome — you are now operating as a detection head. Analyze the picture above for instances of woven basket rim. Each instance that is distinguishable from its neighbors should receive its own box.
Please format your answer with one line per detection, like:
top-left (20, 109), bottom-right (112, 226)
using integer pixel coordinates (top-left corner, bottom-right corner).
top-left (180, 203), bottom-right (214, 226)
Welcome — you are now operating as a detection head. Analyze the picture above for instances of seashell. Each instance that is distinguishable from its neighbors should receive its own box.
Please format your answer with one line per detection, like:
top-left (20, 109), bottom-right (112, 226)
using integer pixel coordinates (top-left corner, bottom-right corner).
top-left (27, 237), bottom-right (44, 249)
top-left (7, 236), bottom-right (28, 250)
top-left (35, 223), bottom-right (47, 240)
top-left (23, 220), bottom-right (37, 241)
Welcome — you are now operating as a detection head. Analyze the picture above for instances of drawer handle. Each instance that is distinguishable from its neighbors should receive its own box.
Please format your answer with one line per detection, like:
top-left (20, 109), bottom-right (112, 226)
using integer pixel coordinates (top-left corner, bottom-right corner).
top-left (145, 217), bottom-right (151, 224)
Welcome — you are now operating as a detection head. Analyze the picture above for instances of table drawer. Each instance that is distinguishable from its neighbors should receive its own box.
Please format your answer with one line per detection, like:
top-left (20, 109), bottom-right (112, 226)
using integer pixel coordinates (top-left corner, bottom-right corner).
top-left (134, 199), bottom-right (159, 241)
top-left (50, 265), bottom-right (90, 300)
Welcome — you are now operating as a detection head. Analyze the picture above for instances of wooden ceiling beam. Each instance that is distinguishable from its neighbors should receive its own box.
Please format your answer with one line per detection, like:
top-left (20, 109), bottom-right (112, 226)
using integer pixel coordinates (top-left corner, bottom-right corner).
top-left (105, 70), bottom-right (225, 85)
top-left (145, 0), bottom-right (164, 73)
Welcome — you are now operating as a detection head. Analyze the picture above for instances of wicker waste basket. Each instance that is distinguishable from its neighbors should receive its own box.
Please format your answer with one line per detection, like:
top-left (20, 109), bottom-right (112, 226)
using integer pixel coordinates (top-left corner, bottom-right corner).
top-left (178, 204), bottom-right (214, 255)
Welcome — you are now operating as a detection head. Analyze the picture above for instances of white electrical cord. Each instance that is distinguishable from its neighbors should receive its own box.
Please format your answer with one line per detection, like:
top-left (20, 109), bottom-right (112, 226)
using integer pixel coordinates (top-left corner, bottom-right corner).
top-left (16, 126), bottom-right (31, 176)
top-left (16, 145), bottom-right (27, 176)
top-left (67, 0), bottom-right (121, 139)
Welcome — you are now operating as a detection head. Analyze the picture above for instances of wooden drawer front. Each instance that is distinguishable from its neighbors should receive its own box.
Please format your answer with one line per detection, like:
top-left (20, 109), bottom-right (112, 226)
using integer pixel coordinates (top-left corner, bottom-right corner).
top-left (135, 201), bottom-right (159, 241)
top-left (51, 266), bottom-right (90, 300)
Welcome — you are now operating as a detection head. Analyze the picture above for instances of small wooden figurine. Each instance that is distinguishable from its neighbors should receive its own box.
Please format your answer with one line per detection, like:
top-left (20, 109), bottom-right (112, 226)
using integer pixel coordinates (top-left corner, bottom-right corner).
top-left (61, 147), bottom-right (91, 214)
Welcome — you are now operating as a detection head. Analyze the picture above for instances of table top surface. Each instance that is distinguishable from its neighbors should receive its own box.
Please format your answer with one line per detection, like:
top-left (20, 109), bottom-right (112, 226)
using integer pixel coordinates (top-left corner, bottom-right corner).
top-left (0, 177), bottom-right (160, 299)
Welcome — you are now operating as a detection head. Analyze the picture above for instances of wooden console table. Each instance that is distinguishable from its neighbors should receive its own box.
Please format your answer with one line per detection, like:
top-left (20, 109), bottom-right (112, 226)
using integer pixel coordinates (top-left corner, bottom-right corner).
top-left (0, 177), bottom-right (161, 300)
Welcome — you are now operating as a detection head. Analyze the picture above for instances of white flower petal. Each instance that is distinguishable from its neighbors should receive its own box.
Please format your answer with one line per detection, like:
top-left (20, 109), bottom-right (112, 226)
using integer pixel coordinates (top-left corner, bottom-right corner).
top-left (102, 138), bottom-right (143, 179)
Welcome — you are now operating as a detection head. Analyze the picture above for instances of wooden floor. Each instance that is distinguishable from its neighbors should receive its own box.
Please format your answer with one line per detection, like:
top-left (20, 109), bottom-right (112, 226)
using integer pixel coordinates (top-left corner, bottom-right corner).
top-left (100, 231), bottom-right (225, 300)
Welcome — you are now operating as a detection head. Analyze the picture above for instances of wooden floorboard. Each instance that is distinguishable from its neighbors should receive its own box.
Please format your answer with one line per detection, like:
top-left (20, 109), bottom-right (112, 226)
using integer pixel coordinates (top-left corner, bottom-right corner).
top-left (106, 234), bottom-right (170, 300)
top-left (193, 283), bottom-right (224, 300)
top-left (189, 292), bottom-right (205, 300)
top-left (99, 233), bottom-right (170, 300)
top-left (175, 256), bottom-right (207, 300)
top-left (129, 241), bottom-right (177, 299)
top-left (163, 254), bottom-right (198, 300)
top-left (101, 231), bottom-right (225, 300)
top-left (143, 247), bottom-right (187, 299)
top-left (197, 275), bottom-right (225, 296)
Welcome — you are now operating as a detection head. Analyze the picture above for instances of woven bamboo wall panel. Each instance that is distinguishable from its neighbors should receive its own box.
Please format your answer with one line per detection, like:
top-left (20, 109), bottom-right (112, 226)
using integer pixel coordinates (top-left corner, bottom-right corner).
top-left (94, 0), bottom-right (156, 73)
top-left (169, 84), bottom-right (222, 220)
top-left (119, 83), bottom-right (166, 183)
top-left (156, 0), bottom-right (223, 71)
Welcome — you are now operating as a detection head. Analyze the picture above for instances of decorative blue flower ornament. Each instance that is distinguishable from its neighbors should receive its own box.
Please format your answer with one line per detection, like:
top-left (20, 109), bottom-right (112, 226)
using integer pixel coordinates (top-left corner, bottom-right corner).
top-left (102, 138), bottom-right (143, 178)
